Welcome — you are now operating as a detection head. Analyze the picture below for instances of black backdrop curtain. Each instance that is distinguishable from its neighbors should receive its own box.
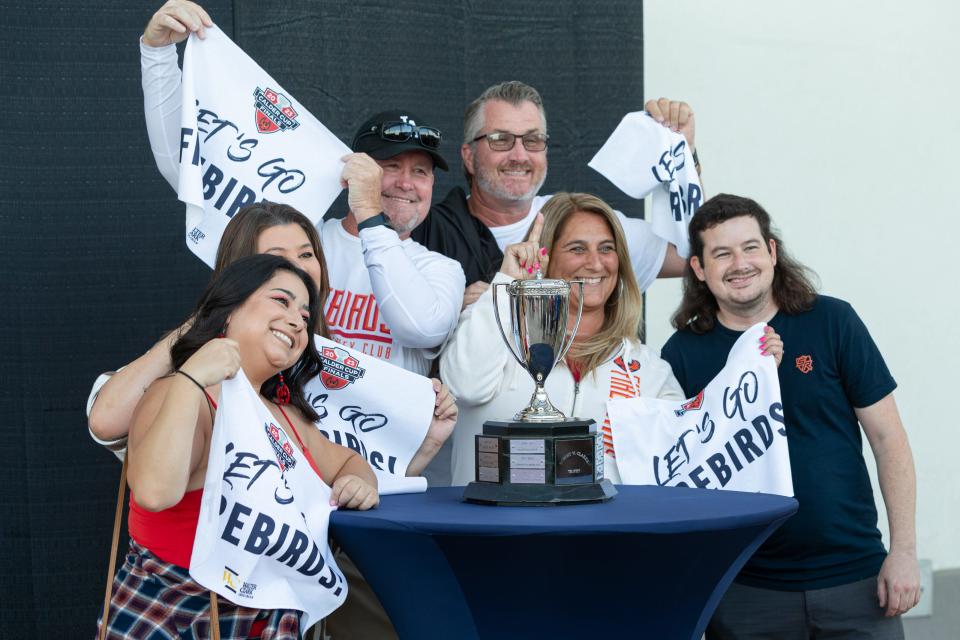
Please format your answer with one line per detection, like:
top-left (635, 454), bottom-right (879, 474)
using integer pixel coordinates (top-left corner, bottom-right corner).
top-left (0, 1), bottom-right (642, 635)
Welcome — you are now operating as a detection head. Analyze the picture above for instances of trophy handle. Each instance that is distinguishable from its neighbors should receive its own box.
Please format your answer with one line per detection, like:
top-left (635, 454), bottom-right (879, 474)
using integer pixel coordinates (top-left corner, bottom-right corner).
top-left (492, 282), bottom-right (527, 369)
top-left (555, 279), bottom-right (585, 364)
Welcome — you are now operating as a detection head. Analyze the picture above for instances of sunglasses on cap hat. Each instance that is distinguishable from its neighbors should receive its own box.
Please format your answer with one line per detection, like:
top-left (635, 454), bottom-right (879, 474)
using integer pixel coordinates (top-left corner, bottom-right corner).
top-left (357, 121), bottom-right (443, 150)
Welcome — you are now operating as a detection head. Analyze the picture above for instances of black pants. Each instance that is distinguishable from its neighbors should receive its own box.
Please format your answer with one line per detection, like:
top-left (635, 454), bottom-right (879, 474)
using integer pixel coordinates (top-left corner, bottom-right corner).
top-left (707, 576), bottom-right (904, 640)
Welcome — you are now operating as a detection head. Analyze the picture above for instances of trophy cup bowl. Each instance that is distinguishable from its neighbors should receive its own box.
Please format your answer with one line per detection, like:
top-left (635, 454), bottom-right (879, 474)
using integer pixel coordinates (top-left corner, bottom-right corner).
top-left (496, 276), bottom-right (578, 422)
top-left (462, 272), bottom-right (617, 506)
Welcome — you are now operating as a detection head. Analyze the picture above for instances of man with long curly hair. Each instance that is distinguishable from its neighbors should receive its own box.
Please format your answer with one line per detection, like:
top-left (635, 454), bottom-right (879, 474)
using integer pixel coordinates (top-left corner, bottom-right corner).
top-left (662, 193), bottom-right (919, 639)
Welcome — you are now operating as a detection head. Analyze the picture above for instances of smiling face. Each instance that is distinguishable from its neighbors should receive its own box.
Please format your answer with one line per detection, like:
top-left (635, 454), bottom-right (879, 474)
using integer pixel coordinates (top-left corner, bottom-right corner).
top-left (256, 224), bottom-right (323, 294)
top-left (225, 271), bottom-right (312, 377)
top-left (548, 211), bottom-right (620, 314)
top-left (690, 215), bottom-right (778, 321)
top-left (376, 150), bottom-right (435, 235)
top-left (462, 99), bottom-right (547, 204)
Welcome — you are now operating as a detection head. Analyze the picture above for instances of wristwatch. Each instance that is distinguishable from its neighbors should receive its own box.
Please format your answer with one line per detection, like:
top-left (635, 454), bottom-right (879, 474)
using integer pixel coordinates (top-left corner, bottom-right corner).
top-left (357, 212), bottom-right (389, 231)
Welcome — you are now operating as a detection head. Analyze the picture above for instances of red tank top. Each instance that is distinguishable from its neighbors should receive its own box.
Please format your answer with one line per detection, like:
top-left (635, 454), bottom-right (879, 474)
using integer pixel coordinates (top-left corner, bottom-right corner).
top-left (128, 396), bottom-right (323, 567)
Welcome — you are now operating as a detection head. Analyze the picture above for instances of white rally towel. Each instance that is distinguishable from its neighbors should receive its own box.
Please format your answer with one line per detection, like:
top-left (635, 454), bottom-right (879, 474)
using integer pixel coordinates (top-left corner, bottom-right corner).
top-left (178, 26), bottom-right (350, 266)
top-left (607, 323), bottom-right (793, 496)
top-left (588, 111), bottom-right (702, 257)
top-left (304, 336), bottom-right (435, 494)
top-left (191, 370), bottom-right (346, 633)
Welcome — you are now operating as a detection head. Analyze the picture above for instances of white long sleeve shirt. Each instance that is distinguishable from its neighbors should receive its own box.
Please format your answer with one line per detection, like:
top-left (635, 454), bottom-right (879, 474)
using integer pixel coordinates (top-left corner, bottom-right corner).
top-left (321, 219), bottom-right (464, 374)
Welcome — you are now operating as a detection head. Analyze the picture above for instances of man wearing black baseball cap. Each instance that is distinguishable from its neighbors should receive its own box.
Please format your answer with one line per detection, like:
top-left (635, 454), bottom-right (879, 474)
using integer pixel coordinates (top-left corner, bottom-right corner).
top-left (343, 109), bottom-right (448, 237)
top-left (138, 1), bottom-right (465, 378)
top-left (317, 108), bottom-right (465, 376)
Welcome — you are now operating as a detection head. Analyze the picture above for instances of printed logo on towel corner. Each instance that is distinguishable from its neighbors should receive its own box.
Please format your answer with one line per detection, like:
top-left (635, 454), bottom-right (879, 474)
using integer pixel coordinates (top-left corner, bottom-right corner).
top-left (674, 390), bottom-right (705, 417)
top-left (222, 566), bottom-right (258, 598)
top-left (222, 566), bottom-right (240, 593)
top-left (319, 346), bottom-right (366, 390)
top-left (253, 86), bottom-right (300, 134)
top-left (264, 421), bottom-right (298, 471)
top-left (795, 355), bottom-right (814, 374)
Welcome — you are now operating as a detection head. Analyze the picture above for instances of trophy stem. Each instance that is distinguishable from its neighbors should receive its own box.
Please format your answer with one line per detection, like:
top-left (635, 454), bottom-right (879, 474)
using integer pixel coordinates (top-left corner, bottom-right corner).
top-left (514, 381), bottom-right (567, 422)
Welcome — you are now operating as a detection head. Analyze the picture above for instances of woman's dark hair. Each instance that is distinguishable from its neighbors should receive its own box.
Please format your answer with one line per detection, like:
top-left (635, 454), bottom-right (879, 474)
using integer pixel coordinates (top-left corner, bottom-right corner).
top-left (171, 254), bottom-right (322, 421)
top-left (673, 193), bottom-right (818, 334)
top-left (214, 200), bottom-right (330, 337)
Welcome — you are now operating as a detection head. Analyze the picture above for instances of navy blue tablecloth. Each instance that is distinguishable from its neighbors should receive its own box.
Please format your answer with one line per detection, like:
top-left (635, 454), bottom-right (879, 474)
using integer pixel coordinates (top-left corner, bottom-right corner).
top-left (330, 485), bottom-right (797, 640)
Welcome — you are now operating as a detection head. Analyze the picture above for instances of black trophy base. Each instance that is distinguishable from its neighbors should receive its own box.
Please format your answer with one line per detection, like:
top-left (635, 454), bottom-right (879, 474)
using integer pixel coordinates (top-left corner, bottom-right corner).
top-left (462, 418), bottom-right (618, 506)
top-left (463, 477), bottom-right (617, 506)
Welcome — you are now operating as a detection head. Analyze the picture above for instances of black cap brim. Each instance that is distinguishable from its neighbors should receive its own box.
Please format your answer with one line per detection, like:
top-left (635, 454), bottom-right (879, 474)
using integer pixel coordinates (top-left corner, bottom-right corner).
top-left (362, 141), bottom-right (449, 171)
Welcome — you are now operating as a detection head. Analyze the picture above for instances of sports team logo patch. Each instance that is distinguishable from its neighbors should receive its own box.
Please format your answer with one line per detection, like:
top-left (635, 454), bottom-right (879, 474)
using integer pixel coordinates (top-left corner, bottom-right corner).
top-left (264, 421), bottom-right (297, 471)
top-left (319, 346), bottom-right (366, 390)
top-left (253, 87), bottom-right (300, 134)
top-left (796, 355), bottom-right (813, 374)
top-left (614, 355), bottom-right (640, 373)
top-left (674, 390), bottom-right (705, 417)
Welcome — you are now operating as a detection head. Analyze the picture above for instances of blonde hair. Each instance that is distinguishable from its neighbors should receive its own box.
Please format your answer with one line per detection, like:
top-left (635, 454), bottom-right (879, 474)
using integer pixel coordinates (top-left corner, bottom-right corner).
top-left (536, 193), bottom-right (643, 377)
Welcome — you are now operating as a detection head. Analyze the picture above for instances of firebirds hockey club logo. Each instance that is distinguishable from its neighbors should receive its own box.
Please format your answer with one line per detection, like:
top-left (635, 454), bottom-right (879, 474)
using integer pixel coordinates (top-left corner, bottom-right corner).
top-left (674, 390), bottom-right (705, 417)
top-left (319, 346), bottom-right (366, 391)
top-left (613, 355), bottom-right (640, 373)
top-left (253, 87), bottom-right (300, 134)
top-left (264, 421), bottom-right (297, 471)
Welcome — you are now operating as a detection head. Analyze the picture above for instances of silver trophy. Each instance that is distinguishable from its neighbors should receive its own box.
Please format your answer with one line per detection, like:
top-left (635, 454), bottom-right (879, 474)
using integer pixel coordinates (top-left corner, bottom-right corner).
top-left (463, 269), bottom-right (616, 505)
top-left (492, 272), bottom-right (584, 422)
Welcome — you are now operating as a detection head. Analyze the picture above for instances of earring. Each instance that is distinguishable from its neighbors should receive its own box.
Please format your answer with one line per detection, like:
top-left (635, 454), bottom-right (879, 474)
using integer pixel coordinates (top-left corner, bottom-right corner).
top-left (275, 373), bottom-right (291, 405)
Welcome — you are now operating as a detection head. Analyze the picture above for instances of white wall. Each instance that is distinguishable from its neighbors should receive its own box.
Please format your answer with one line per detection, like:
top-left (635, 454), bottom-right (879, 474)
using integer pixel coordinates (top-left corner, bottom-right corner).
top-left (643, 1), bottom-right (960, 570)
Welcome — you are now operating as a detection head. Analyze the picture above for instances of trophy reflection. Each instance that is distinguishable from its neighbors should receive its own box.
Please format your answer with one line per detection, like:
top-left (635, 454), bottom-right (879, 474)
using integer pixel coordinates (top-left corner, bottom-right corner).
top-left (462, 271), bottom-right (617, 505)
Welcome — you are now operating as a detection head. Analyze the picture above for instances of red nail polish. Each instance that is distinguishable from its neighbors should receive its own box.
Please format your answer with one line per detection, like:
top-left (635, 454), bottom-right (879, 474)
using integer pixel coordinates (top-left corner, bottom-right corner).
top-left (539, 247), bottom-right (548, 256)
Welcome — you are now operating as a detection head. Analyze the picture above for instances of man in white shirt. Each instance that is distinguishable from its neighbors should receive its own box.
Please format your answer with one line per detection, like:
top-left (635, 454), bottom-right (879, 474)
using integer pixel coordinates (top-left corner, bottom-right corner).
top-left (410, 81), bottom-right (698, 306)
top-left (138, 5), bottom-right (465, 376)
top-left (321, 111), bottom-right (465, 375)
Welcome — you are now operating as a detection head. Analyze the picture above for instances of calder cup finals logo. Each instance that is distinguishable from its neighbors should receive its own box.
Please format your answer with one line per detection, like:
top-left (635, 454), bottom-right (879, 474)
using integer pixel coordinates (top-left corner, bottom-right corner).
top-left (319, 346), bottom-right (366, 391)
top-left (264, 422), bottom-right (297, 471)
top-left (253, 87), bottom-right (300, 134)
top-left (674, 390), bottom-right (705, 417)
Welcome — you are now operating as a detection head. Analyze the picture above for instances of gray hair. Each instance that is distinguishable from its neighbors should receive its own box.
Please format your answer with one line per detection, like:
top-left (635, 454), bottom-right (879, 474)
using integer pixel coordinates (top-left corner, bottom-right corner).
top-left (462, 81), bottom-right (548, 145)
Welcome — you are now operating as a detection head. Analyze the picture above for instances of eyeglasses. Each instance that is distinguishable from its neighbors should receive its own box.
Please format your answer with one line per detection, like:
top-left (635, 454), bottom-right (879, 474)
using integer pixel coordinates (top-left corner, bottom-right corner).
top-left (358, 121), bottom-right (442, 149)
top-left (472, 131), bottom-right (549, 152)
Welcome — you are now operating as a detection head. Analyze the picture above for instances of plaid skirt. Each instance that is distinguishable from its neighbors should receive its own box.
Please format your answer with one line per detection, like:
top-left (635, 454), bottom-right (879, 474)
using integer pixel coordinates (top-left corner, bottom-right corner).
top-left (96, 539), bottom-right (300, 639)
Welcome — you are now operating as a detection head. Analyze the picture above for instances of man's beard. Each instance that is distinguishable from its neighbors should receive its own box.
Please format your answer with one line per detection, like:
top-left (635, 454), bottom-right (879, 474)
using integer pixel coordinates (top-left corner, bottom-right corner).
top-left (474, 163), bottom-right (547, 202)
top-left (384, 209), bottom-right (420, 236)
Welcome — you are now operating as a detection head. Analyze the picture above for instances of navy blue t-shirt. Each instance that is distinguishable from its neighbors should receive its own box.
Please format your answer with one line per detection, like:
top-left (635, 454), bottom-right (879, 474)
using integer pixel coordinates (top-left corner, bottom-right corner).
top-left (661, 295), bottom-right (896, 591)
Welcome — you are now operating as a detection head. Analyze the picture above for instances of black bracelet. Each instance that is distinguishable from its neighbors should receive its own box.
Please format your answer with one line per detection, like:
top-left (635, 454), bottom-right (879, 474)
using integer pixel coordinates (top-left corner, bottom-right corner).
top-left (176, 369), bottom-right (206, 394)
top-left (176, 369), bottom-right (216, 419)
top-left (357, 212), bottom-right (389, 231)
top-left (692, 148), bottom-right (701, 174)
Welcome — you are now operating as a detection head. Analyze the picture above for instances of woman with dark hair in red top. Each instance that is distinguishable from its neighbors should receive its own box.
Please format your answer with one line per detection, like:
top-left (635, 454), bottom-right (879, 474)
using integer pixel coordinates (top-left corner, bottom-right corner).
top-left (97, 255), bottom-right (379, 639)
